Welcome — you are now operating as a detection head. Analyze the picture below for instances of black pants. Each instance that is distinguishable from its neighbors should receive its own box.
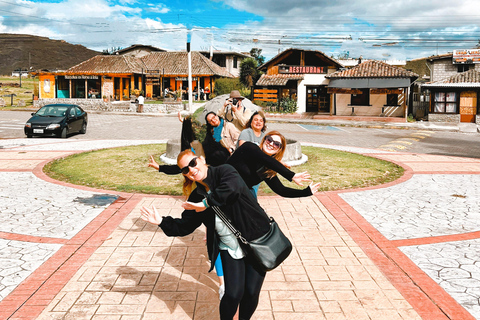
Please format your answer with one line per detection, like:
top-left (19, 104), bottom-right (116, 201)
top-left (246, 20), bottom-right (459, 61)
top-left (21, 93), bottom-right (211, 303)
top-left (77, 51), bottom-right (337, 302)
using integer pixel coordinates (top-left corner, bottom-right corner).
top-left (219, 250), bottom-right (266, 320)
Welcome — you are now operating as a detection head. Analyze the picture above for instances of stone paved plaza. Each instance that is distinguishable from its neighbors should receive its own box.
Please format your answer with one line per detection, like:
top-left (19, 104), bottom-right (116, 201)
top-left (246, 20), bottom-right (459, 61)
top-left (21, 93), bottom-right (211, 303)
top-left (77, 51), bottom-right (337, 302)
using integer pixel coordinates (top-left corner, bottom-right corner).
top-left (1, 138), bottom-right (480, 319)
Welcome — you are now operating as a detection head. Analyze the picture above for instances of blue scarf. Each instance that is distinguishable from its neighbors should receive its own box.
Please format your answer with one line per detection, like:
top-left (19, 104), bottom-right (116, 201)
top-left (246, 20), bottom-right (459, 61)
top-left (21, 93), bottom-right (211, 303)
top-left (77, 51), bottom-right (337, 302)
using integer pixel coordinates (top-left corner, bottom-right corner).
top-left (212, 118), bottom-right (224, 142)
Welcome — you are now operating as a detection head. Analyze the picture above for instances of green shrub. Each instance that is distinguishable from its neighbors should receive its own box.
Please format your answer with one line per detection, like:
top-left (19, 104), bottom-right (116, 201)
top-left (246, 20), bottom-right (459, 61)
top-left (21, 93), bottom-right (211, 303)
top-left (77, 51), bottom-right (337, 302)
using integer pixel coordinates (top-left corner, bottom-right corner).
top-left (279, 97), bottom-right (298, 113)
top-left (214, 78), bottom-right (244, 96)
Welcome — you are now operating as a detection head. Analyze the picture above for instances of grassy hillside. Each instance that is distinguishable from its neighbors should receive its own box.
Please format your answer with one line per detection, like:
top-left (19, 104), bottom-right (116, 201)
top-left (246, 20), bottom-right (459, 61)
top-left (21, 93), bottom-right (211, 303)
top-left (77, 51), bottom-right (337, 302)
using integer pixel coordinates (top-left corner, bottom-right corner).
top-left (0, 34), bottom-right (100, 75)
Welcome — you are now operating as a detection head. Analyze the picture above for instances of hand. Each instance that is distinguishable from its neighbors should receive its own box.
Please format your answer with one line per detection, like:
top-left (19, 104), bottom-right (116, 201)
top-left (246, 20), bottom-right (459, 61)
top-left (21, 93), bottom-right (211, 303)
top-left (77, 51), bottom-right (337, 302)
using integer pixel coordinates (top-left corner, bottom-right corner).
top-left (308, 182), bottom-right (321, 194)
top-left (140, 206), bottom-right (162, 225)
top-left (182, 201), bottom-right (207, 212)
top-left (177, 111), bottom-right (184, 123)
top-left (292, 171), bottom-right (311, 186)
top-left (147, 155), bottom-right (159, 170)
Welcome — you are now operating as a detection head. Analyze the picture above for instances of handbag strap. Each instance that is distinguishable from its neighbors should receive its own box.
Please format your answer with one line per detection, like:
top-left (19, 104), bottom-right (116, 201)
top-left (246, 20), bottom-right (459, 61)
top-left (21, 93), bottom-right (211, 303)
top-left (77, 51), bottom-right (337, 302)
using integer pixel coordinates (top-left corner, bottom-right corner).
top-left (211, 206), bottom-right (249, 244)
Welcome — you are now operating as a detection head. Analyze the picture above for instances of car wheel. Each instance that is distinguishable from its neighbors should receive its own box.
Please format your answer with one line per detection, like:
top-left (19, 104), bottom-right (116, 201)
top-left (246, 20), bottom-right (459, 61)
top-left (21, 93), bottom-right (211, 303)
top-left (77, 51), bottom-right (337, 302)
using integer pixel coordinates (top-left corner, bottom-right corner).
top-left (60, 127), bottom-right (68, 139)
top-left (80, 121), bottom-right (87, 134)
top-left (27, 134), bottom-right (32, 138)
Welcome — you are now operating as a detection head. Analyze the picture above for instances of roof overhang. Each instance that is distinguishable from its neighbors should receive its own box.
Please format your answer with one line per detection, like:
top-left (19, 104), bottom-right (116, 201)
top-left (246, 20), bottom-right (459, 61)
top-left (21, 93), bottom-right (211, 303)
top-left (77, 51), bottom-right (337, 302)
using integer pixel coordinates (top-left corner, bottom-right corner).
top-left (422, 83), bottom-right (480, 88)
top-left (328, 78), bottom-right (411, 88)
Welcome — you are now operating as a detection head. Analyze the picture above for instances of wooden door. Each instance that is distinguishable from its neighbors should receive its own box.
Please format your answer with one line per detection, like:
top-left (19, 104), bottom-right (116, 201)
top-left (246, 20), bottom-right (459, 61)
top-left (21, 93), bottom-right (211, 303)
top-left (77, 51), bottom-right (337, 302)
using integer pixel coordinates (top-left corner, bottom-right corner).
top-left (460, 91), bottom-right (477, 123)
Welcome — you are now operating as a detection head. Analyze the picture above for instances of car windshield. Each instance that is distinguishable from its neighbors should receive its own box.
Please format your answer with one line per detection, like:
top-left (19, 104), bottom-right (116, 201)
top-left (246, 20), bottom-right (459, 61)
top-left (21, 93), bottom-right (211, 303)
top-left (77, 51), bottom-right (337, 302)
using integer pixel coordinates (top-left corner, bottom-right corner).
top-left (36, 106), bottom-right (69, 117)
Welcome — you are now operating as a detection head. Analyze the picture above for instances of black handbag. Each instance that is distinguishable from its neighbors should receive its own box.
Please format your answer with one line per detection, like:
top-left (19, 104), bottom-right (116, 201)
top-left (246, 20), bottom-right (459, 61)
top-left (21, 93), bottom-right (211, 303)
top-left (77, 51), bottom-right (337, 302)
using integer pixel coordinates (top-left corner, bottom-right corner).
top-left (211, 206), bottom-right (292, 272)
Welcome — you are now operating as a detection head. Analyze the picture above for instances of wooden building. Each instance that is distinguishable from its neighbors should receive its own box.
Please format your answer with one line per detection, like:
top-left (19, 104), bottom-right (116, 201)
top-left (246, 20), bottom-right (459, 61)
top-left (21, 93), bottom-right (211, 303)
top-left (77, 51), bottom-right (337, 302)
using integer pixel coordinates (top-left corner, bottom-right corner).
top-left (255, 48), bottom-right (343, 113)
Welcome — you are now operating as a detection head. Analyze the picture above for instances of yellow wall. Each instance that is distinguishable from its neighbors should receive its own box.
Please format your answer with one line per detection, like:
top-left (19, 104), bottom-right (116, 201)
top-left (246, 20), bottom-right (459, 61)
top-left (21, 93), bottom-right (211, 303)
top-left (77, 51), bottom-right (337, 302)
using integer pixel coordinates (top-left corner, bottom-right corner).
top-left (39, 75), bottom-right (56, 99)
top-left (145, 84), bottom-right (153, 98)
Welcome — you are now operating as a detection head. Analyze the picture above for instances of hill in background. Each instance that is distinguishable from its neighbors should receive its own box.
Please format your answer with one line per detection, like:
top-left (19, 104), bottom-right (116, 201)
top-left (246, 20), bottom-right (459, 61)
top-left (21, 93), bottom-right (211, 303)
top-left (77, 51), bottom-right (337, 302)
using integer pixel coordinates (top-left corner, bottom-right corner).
top-left (0, 34), bottom-right (100, 75)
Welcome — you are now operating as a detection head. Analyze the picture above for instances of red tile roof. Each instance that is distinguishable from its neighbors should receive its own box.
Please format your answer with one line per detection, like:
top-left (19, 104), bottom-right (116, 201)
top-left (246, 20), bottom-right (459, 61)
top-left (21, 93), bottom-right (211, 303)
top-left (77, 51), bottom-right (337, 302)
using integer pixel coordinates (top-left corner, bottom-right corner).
top-left (141, 51), bottom-right (233, 77)
top-left (67, 55), bottom-right (146, 74)
top-left (327, 60), bottom-right (418, 79)
top-left (256, 74), bottom-right (304, 86)
top-left (65, 52), bottom-right (233, 77)
top-left (423, 69), bottom-right (480, 87)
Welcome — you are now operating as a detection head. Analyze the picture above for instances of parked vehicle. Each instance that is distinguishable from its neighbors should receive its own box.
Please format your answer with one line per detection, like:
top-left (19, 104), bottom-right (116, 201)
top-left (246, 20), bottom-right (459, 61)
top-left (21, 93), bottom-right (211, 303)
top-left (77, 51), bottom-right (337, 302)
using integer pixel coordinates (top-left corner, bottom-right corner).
top-left (24, 104), bottom-right (88, 138)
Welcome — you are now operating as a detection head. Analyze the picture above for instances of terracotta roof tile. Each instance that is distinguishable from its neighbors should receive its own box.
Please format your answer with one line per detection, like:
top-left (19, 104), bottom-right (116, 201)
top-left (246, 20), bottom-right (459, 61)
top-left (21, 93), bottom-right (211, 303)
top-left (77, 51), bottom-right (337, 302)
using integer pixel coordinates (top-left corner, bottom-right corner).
top-left (141, 51), bottom-right (233, 77)
top-left (67, 55), bottom-right (146, 74)
top-left (423, 69), bottom-right (480, 87)
top-left (65, 52), bottom-right (233, 77)
top-left (256, 74), bottom-right (304, 86)
top-left (327, 60), bottom-right (418, 79)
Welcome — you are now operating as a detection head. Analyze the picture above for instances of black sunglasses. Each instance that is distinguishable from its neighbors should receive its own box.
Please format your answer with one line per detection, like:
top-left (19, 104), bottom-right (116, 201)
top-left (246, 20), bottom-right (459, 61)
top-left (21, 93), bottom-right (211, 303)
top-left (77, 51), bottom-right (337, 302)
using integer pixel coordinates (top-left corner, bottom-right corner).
top-left (181, 157), bottom-right (199, 174)
top-left (265, 135), bottom-right (282, 149)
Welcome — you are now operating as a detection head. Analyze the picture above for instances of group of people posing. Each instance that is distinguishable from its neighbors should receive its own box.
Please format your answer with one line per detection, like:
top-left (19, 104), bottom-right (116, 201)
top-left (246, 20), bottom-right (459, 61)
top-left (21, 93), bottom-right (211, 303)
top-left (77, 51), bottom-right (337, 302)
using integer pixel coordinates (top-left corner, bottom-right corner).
top-left (141, 90), bottom-right (320, 320)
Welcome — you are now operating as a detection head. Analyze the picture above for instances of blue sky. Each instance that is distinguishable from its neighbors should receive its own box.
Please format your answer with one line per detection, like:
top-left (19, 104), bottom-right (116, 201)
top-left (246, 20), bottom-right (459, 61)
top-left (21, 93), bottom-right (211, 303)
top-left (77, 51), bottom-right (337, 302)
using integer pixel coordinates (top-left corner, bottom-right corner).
top-left (1, 0), bottom-right (480, 61)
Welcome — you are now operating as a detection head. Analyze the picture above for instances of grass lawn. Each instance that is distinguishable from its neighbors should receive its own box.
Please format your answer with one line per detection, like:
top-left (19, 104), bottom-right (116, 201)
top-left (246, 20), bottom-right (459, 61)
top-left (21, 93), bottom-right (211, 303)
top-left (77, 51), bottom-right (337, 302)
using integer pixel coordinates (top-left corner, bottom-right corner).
top-left (43, 144), bottom-right (404, 196)
top-left (0, 76), bottom-right (37, 107)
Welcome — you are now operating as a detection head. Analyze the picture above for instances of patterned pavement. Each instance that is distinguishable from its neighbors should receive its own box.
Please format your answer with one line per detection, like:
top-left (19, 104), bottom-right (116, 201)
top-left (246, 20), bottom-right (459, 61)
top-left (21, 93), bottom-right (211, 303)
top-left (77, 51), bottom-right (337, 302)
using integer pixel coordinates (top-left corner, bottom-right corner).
top-left (0, 138), bottom-right (479, 319)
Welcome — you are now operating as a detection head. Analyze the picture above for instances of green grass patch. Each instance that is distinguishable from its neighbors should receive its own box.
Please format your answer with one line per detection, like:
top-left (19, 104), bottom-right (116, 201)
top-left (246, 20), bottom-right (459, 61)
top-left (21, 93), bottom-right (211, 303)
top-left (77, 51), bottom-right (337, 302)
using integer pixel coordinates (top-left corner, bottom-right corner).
top-left (43, 144), bottom-right (404, 196)
top-left (258, 146), bottom-right (403, 196)
top-left (0, 76), bottom-right (37, 107)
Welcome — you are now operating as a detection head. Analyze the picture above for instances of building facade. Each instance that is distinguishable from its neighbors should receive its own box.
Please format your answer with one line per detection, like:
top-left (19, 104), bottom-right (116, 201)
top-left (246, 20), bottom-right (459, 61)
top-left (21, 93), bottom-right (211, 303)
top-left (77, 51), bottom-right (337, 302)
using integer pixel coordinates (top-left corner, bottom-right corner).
top-left (255, 48), bottom-right (343, 113)
top-left (423, 50), bottom-right (480, 123)
top-left (199, 51), bottom-right (251, 77)
top-left (423, 69), bottom-right (480, 123)
top-left (33, 51), bottom-right (233, 108)
top-left (326, 60), bottom-right (418, 117)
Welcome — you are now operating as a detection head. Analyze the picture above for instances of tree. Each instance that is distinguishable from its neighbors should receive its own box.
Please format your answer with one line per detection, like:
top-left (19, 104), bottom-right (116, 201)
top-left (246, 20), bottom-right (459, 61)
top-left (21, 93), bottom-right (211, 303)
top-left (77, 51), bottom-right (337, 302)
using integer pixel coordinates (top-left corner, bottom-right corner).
top-left (250, 48), bottom-right (265, 65)
top-left (240, 58), bottom-right (259, 88)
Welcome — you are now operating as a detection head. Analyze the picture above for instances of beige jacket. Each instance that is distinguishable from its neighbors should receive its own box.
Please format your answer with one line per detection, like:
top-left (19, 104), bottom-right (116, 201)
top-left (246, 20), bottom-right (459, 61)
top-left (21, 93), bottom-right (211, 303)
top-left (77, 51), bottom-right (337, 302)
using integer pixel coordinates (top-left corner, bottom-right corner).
top-left (219, 121), bottom-right (240, 154)
top-left (217, 103), bottom-right (252, 132)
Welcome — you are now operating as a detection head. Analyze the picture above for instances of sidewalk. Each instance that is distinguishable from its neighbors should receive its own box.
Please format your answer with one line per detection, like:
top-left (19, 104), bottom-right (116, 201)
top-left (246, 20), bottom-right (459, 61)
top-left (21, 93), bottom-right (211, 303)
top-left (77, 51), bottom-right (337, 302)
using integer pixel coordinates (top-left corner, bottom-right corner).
top-left (1, 139), bottom-right (480, 319)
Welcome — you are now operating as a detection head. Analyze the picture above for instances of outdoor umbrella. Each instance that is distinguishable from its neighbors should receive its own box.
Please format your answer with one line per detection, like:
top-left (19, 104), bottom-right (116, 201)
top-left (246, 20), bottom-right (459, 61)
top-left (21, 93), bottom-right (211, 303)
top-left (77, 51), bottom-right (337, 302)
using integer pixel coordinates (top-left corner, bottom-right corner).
top-left (197, 94), bottom-right (260, 124)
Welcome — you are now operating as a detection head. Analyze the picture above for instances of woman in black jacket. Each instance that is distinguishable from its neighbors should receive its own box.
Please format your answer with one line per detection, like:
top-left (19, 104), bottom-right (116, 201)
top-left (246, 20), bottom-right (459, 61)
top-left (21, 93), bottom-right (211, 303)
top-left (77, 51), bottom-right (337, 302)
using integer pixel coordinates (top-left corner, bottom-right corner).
top-left (227, 130), bottom-right (320, 198)
top-left (141, 150), bottom-right (272, 320)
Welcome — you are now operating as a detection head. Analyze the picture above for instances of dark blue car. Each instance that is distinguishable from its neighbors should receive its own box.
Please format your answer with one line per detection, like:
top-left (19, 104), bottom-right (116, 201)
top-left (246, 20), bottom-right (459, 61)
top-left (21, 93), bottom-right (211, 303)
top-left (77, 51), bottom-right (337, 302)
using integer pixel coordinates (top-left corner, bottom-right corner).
top-left (24, 104), bottom-right (88, 138)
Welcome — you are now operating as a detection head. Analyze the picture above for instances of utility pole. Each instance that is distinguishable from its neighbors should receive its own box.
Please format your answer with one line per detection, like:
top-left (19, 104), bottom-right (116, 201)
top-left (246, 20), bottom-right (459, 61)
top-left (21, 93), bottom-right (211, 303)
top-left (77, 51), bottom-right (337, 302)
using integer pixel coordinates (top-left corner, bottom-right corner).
top-left (187, 23), bottom-right (193, 112)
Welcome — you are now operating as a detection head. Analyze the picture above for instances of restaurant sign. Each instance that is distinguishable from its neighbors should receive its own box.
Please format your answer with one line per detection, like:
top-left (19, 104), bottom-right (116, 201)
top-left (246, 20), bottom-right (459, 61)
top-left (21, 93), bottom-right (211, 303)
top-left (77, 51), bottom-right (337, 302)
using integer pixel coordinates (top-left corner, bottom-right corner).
top-left (453, 49), bottom-right (480, 64)
top-left (65, 75), bottom-right (99, 80)
top-left (279, 65), bottom-right (326, 74)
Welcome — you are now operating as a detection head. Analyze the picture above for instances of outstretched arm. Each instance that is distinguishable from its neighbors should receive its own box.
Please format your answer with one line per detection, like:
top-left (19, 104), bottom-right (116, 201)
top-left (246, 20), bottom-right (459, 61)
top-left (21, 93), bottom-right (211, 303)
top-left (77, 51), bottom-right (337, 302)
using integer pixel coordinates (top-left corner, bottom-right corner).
top-left (140, 206), bottom-right (162, 225)
top-left (292, 171), bottom-right (311, 186)
top-left (147, 155), bottom-right (159, 171)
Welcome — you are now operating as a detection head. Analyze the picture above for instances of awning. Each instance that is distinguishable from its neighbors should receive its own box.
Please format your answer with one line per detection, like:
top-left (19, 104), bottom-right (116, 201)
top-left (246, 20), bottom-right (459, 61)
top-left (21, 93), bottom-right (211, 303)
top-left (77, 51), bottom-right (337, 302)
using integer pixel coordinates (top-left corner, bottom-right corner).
top-left (256, 74), bottom-right (304, 86)
top-left (328, 78), bottom-right (411, 88)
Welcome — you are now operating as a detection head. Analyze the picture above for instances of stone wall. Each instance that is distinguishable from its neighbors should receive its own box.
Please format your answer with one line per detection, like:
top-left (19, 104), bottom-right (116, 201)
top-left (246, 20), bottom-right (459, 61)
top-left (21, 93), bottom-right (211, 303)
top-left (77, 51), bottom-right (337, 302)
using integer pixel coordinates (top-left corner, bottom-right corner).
top-left (33, 99), bottom-right (186, 114)
top-left (431, 59), bottom-right (480, 82)
top-left (428, 113), bottom-right (460, 123)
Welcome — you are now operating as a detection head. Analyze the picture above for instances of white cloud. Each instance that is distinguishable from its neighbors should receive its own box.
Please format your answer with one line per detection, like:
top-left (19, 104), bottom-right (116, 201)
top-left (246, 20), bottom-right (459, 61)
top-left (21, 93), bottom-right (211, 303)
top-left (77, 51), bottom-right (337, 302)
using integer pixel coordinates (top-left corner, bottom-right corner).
top-left (2, 0), bottom-right (480, 60)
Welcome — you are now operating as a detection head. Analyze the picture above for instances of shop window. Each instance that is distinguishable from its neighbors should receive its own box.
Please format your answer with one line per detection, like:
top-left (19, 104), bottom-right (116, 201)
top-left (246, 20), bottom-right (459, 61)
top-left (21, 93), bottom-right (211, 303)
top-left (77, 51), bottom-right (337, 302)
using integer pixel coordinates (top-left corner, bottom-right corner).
top-left (351, 89), bottom-right (370, 106)
top-left (433, 92), bottom-right (457, 113)
top-left (71, 80), bottom-right (85, 98)
top-left (457, 64), bottom-right (473, 73)
top-left (386, 93), bottom-right (399, 106)
top-left (87, 79), bottom-right (101, 99)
